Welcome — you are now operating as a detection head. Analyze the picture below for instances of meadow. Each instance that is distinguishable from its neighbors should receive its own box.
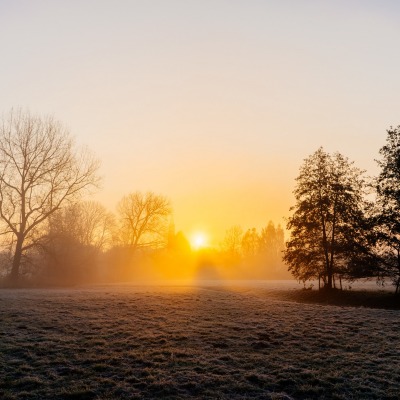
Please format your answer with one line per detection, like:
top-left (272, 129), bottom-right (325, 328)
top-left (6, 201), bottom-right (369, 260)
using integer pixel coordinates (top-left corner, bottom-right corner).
top-left (1, 282), bottom-right (399, 399)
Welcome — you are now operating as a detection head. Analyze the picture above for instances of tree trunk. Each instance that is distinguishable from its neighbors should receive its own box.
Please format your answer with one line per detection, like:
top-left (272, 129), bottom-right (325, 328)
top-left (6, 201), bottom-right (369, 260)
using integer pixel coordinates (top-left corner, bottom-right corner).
top-left (10, 235), bottom-right (23, 283)
top-left (326, 272), bottom-right (333, 290)
top-left (397, 253), bottom-right (400, 295)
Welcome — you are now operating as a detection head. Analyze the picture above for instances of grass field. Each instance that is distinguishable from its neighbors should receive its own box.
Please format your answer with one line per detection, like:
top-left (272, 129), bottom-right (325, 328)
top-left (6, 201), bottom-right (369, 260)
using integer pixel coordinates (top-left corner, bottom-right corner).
top-left (1, 282), bottom-right (399, 399)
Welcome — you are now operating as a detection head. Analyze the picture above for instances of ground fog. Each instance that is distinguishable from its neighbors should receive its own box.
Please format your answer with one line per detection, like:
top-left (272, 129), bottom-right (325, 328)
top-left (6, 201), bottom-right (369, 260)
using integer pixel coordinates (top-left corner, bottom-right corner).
top-left (1, 282), bottom-right (399, 399)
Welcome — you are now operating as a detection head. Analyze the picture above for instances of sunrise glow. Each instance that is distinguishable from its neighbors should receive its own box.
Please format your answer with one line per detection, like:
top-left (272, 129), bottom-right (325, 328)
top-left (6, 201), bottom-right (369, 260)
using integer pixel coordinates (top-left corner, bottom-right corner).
top-left (190, 232), bottom-right (208, 250)
top-left (1, 3), bottom-right (398, 398)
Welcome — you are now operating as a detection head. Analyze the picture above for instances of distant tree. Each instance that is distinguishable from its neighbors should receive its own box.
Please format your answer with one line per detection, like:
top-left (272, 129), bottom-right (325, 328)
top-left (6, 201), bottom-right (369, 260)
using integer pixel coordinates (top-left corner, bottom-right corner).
top-left (283, 148), bottom-right (369, 290)
top-left (117, 192), bottom-right (172, 250)
top-left (168, 230), bottom-right (191, 254)
top-left (39, 201), bottom-right (115, 284)
top-left (0, 109), bottom-right (100, 283)
top-left (221, 225), bottom-right (243, 257)
top-left (241, 228), bottom-right (259, 258)
top-left (376, 126), bottom-right (400, 293)
top-left (46, 201), bottom-right (115, 250)
top-left (259, 221), bottom-right (285, 266)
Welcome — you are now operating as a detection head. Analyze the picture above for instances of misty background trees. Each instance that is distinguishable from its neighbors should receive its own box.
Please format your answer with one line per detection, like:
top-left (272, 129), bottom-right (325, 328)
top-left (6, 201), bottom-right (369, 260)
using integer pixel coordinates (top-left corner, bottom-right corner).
top-left (220, 222), bottom-right (287, 279)
top-left (38, 202), bottom-right (115, 284)
top-left (1, 108), bottom-right (400, 292)
top-left (0, 109), bottom-right (289, 285)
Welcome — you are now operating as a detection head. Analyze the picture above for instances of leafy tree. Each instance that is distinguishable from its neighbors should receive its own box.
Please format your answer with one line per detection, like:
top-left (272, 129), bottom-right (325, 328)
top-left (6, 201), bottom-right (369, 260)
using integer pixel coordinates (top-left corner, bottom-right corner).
top-left (117, 191), bottom-right (172, 250)
top-left (0, 109), bottom-right (99, 283)
top-left (376, 126), bottom-right (400, 293)
top-left (283, 147), bottom-right (368, 289)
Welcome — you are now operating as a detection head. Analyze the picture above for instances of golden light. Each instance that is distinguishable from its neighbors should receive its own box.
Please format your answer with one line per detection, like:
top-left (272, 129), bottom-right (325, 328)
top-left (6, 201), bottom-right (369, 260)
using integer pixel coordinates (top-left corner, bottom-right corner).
top-left (190, 232), bottom-right (208, 250)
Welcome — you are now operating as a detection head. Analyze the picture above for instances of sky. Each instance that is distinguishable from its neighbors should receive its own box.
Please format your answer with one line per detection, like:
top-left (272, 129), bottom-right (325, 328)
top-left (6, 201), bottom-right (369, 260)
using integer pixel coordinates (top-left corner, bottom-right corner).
top-left (1, 0), bottom-right (400, 244)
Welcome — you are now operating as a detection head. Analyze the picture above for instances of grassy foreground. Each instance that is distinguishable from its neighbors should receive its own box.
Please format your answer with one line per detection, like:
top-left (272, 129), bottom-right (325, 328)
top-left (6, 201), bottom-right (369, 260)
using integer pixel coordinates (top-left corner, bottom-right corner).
top-left (1, 284), bottom-right (399, 399)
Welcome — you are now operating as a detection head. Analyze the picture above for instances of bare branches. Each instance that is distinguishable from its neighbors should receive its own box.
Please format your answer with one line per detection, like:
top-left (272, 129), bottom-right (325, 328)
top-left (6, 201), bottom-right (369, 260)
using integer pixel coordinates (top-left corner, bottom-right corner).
top-left (117, 192), bottom-right (172, 250)
top-left (0, 108), bottom-right (100, 280)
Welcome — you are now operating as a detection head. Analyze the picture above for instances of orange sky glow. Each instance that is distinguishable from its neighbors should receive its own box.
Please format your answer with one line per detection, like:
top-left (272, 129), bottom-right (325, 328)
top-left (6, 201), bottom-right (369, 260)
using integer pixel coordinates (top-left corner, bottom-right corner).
top-left (1, 1), bottom-right (400, 244)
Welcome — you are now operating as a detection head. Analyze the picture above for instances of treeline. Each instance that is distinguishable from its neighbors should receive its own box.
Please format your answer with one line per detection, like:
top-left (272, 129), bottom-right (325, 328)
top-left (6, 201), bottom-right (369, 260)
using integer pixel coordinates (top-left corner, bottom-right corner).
top-left (284, 127), bottom-right (400, 294)
top-left (0, 109), bottom-right (287, 286)
top-left (0, 198), bottom-right (288, 285)
top-left (2, 108), bottom-right (400, 291)
top-left (218, 223), bottom-right (289, 279)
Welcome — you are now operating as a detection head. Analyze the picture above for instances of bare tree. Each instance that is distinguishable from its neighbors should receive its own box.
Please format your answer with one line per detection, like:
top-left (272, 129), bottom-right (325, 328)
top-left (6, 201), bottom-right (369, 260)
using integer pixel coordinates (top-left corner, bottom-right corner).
top-left (0, 109), bottom-right (100, 282)
top-left (117, 191), bottom-right (172, 250)
top-left (221, 225), bottom-right (243, 257)
top-left (241, 228), bottom-right (259, 258)
top-left (45, 201), bottom-right (115, 251)
top-left (38, 201), bottom-right (114, 284)
top-left (259, 221), bottom-right (285, 265)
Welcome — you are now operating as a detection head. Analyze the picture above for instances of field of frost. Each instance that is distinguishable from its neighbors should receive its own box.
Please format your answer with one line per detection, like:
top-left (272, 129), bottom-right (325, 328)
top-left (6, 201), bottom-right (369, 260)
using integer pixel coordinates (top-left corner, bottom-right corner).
top-left (1, 282), bottom-right (399, 399)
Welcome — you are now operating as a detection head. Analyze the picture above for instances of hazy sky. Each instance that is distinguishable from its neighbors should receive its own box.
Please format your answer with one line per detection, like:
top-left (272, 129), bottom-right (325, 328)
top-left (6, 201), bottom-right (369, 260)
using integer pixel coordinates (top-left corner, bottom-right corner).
top-left (1, 1), bottom-right (400, 243)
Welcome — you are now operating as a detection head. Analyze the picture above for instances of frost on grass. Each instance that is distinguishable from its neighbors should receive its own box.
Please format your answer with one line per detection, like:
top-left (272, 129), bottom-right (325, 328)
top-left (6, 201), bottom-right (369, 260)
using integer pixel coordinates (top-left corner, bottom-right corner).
top-left (0, 284), bottom-right (399, 399)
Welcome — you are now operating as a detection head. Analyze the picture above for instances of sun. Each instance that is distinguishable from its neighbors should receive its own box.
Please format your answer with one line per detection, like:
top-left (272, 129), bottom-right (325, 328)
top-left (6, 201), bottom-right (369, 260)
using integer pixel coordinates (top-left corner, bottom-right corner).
top-left (190, 232), bottom-right (208, 250)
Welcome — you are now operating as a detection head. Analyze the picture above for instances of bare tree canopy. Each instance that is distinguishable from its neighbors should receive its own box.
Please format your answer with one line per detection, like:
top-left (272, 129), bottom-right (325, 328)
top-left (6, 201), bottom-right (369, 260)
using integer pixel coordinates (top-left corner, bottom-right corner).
top-left (221, 225), bottom-right (243, 257)
top-left (46, 201), bottom-right (115, 251)
top-left (0, 108), bottom-right (100, 282)
top-left (117, 191), bottom-right (172, 250)
top-left (38, 201), bottom-right (114, 285)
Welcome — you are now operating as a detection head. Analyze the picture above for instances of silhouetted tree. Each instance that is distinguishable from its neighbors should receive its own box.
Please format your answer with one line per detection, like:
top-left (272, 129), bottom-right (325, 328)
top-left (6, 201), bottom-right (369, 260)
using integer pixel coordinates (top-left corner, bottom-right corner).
top-left (376, 126), bottom-right (400, 293)
top-left (117, 191), bottom-right (172, 250)
top-left (0, 109), bottom-right (100, 283)
top-left (283, 148), bottom-right (368, 289)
